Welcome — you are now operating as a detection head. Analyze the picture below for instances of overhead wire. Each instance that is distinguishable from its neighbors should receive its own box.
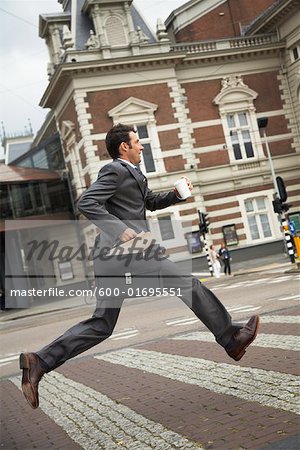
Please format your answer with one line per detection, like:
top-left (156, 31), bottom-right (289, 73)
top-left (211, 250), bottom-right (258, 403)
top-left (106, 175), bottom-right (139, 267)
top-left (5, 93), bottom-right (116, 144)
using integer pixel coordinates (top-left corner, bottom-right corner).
top-left (0, 6), bottom-right (38, 28)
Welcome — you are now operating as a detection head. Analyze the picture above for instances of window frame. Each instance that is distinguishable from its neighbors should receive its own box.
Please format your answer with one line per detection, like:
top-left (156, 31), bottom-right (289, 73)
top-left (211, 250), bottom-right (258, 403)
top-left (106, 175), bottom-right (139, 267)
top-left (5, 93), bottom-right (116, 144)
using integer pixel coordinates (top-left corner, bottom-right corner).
top-left (134, 123), bottom-right (161, 174)
top-left (108, 97), bottom-right (165, 175)
top-left (213, 75), bottom-right (265, 164)
top-left (226, 111), bottom-right (255, 160)
top-left (157, 214), bottom-right (175, 241)
top-left (290, 41), bottom-right (300, 63)
top-left (238, 191), bottom-right (281, 244)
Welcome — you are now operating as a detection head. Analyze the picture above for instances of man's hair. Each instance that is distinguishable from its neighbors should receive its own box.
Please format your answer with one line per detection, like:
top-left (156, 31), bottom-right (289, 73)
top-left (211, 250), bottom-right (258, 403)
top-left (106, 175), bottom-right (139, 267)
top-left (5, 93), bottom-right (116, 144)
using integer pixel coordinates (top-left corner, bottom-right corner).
top-left (105, 123), bottom-right (135, 159)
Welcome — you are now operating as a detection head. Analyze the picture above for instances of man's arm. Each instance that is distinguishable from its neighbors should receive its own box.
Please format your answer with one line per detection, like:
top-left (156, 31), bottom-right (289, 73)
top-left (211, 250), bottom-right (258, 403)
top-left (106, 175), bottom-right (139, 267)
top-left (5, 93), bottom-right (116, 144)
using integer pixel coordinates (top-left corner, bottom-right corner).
top-left (77, 164), bottom-right (128, 241)
top-left (145, 177), bottom-right (193, 211)
top-left (145, 189), bottom-right (183, 211)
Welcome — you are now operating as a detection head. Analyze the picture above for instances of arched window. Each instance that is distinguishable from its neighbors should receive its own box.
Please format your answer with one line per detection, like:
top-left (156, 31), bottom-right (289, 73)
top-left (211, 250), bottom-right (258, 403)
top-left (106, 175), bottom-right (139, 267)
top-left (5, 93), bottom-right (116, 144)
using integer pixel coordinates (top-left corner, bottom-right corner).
top-left (214, 75), bottom-right (264, 163)
top-left (105, 16), bottom-right (127, 46)
top-left (108, 97), bottom-right (165, 174)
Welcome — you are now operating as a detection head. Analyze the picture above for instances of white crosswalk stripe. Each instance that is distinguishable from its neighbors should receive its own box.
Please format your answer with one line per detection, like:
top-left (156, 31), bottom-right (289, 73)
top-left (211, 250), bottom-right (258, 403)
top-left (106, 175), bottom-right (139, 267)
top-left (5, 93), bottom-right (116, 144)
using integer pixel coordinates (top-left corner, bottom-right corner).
top-left (109, 328), bottom-right (139, 340)
top-left (212, 275), bottom-right (299, 291)
top-left (171, 331), bottom-right (299, 351)
top-left (96, 348), bottom-right (299, 415)
top-left (11, 373), bottom-right (203, 450)
top-left (166, 317), bottom-right (199, 326)
top-left (261, 315), bottom-right (300, 323)
top-left (267, 276), bottom-right (298, 284)
top-left (277, 294), bottom-right (300, 301)
top-left (227, 305), bottom-right (261, 313)
top-left (0, 353), bottom-right (19, 367)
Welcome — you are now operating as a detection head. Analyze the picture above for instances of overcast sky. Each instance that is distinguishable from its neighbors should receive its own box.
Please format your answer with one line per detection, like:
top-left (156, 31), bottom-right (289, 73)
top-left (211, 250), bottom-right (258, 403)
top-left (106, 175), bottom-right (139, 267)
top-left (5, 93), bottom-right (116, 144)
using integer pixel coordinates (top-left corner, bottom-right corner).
top-left (0, 0), bottom-right (187, 155)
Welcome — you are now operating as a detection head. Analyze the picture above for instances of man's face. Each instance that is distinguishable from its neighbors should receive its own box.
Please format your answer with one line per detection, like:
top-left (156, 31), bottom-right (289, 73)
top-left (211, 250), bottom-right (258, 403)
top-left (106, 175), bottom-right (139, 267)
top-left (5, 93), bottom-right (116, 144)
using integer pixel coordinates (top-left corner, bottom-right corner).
top-left (122, 131), bottom-right (144, 165)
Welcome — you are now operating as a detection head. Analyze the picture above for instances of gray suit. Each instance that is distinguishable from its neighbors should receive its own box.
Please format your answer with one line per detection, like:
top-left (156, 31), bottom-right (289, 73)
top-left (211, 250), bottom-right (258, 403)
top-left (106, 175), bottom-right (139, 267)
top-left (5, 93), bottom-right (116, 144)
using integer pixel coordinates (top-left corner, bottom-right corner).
top-left (37, 160), bottom-right (240, 371)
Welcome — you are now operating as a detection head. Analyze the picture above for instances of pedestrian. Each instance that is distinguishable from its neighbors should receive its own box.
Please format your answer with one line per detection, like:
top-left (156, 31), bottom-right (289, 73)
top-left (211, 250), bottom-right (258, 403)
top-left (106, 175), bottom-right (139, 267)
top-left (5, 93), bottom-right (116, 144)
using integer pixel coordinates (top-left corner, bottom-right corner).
top-left (209, 244), bottom-right (221, 278)
top-left (219, 242), bottom-right (232, 275)
top-left (19, 124), bottom-right (259, 409)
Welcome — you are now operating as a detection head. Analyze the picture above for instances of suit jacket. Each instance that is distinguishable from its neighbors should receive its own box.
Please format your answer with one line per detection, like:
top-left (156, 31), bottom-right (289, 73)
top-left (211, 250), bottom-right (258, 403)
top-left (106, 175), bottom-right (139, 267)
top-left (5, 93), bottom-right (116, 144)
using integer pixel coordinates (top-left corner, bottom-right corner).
top-left (77, 159), bottom-right (183, 249)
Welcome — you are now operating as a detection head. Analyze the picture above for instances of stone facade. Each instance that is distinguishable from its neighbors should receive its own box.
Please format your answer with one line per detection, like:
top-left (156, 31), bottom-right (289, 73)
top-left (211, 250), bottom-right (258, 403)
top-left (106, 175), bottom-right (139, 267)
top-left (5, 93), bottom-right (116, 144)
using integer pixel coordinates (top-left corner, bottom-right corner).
top-left (37, 0), bottom-right (300, 260)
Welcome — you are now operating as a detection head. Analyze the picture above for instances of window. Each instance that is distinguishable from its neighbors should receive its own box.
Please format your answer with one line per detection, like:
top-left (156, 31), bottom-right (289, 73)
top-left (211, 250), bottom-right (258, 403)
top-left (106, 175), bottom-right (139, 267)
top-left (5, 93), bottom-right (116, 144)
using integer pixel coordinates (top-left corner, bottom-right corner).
top-left (227, 112), bottom-right (254, 160)
top-left (108, 97), bottom-right (165, 174)
top-left (290, 42), bottom-right (300, 63)
top-left (244, 197), bottom-right (272, 240)
top-left (136, 125), bottom-right (155, 173)
top-left (158, 215), bottom-right (175, 241)
top-left (213, 75), bottom-right (265, 164)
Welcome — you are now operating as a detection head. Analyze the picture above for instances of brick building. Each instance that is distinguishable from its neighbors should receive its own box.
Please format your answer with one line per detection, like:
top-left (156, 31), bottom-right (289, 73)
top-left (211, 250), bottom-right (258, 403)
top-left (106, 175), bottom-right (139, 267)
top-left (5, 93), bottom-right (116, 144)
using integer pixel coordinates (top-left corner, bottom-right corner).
top-left (37, 0), bottom-right (300, 261)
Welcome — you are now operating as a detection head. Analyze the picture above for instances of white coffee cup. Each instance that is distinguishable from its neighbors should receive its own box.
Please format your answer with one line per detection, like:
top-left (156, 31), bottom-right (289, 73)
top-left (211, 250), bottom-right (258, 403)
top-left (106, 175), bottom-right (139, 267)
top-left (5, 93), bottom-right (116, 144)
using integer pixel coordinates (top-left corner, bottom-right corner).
top-left (174, 177), bottom-right (191, 199)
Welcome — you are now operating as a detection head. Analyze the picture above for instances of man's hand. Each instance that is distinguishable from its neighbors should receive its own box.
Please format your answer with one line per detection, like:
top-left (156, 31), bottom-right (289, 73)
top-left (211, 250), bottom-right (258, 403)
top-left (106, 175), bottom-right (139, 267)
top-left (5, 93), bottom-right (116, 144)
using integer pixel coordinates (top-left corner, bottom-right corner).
top-left (185, 177), bottom-right (193, 192)
top-left (119, 228), bottom-right (138, 242)
top-left (174, 177), bottom-right (193, 198)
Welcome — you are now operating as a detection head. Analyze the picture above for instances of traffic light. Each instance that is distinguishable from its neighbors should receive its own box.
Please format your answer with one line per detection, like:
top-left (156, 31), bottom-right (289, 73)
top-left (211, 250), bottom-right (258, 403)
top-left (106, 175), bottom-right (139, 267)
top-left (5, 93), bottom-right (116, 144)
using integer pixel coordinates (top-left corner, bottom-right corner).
top-left (199, 212), bottom-right (209, 234)
top-left (276, 176), bottom-right (288, 202)
top-left (272, 197), bottom-right (291, 214)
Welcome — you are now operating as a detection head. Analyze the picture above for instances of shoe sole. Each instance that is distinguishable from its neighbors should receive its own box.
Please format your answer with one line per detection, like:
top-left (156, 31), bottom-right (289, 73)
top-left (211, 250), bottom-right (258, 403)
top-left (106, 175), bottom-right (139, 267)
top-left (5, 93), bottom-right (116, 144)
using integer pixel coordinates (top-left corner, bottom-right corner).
top-left (234, 316), bottom-right (260, 361)
top-left (19, 353), bottom-right (38, 409)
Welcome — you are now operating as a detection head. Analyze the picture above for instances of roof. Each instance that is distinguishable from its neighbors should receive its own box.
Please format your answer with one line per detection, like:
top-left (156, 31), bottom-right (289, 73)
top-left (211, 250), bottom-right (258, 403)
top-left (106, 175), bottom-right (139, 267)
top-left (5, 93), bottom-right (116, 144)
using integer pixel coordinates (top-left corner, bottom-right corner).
top-left (0, 164), bottom-right (61, 183)
top-left (244, 0), bottom-right (299, 34)
top-left (6, 141), bottom-right (32, 164)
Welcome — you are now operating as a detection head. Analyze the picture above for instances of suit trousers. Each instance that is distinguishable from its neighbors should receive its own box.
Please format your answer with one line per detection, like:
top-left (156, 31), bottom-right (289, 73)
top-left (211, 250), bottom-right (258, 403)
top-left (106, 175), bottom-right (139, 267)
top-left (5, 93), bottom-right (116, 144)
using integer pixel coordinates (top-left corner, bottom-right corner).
top-left (37, 257), bottom-right (240, 372)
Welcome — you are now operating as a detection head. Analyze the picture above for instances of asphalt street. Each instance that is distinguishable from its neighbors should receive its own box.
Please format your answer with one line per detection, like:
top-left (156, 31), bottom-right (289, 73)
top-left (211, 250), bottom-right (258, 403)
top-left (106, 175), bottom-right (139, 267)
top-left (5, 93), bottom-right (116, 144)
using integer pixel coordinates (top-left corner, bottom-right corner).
top-left (0, 254), bottom-right (299, 449)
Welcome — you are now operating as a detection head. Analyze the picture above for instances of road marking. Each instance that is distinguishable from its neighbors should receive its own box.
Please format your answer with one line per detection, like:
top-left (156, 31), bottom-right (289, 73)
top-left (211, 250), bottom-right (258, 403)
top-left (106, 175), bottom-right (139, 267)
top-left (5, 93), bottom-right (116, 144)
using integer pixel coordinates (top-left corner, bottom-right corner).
top-left (96, 349), bottom-right (299, 415)
top-left (277, 294), bottom-right (300, 301)
top-left (11, 373), bottom-right (203, 450)
top-left (0, 353), bottom-right (19, 367)
top-left (231, 306), bottom-right (261, 313)
top-left (109, 328), bottom-right (139, 340)
top-left (223, 283), bottom-right (248, 289)
top-left (268, 276), bottom-right (297, 284)
top-left (227, 305), bottom-right (261, 313)
top-left (166, 317), bottom-right (199, 326)
top-left (212, 275), bottom-right (299, 290)
top-left (261, 315), bottom-right (300, 323)
top-left (171, 332), bottom-right (298, 351)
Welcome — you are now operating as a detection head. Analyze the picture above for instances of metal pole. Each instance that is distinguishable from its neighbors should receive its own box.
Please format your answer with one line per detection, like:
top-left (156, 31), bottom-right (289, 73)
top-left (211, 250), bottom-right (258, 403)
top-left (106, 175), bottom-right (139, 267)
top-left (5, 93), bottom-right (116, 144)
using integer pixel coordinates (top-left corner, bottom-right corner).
top-left (263, 129), bottom-right (278, 194)
top-left (202, 233), bottom-right (214, 277)
top-left (258, 119), bottom-right (296, 265)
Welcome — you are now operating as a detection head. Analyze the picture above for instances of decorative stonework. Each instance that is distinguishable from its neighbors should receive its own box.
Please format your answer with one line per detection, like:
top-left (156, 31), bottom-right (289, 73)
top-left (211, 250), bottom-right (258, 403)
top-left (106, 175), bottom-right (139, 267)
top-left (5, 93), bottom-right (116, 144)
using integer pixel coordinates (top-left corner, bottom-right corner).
top-left (108, 97), bottom-right (158, 123)
top-left (62, 25), bottom-right (74, 50)
top-left (168, 80), bottom-right (197, 170)
top-left (221, 75), bottom-right (246, 89)
top-left (156, 19), bottom-right (169, 42)
top-left (85, 30), bottom-right (100, 49)
top-left (61, 120), bottom-right (75, 144)
top-left (214, 75), bottom-right (258, 108)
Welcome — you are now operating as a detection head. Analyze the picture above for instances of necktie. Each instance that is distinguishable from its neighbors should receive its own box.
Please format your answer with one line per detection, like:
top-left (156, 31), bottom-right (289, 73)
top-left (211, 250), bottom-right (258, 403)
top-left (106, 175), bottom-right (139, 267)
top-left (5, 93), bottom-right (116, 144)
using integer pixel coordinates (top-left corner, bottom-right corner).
top-left (135, 166), bottom-right (147, 183)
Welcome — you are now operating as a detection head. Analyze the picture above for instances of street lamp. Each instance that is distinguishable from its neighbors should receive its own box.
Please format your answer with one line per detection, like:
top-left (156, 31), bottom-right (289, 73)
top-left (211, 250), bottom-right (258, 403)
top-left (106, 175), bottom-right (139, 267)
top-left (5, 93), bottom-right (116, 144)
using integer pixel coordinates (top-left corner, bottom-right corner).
top-left (257, 117), bottom-right (278, 195)
top-left (257, 117), bottom-right (295, 263)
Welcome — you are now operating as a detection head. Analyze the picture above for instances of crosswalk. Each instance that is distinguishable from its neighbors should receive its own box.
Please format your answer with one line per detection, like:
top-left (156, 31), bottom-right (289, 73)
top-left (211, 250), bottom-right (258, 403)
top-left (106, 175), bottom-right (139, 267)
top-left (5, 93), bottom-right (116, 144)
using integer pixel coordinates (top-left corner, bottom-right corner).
top-left (96, 348), bottom-right (299, 415)
top-left (7, 312), bottom-right (299, 450)
top-left (11, 373), bottom-right (203, 450)
top-left (172, 331), bottom-right (299, 351)
top-left (212, 274), bottom-right (299, 290)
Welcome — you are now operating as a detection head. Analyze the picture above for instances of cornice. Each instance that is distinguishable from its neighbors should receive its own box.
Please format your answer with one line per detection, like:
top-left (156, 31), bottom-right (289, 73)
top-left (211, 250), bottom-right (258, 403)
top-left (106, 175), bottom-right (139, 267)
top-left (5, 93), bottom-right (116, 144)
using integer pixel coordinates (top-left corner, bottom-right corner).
top-left (245, 0), bottom-right (300, 35)
top-left (39, 53), bottom-right (186, 109)
top-left (39, 35), bottom-right (285, 109)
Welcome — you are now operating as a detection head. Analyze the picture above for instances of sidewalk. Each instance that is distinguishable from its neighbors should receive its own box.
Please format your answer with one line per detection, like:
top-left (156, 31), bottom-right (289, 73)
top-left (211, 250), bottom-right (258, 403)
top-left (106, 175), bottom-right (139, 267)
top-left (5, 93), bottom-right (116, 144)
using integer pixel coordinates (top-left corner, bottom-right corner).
top-left (1, 252), bottom-right (297, 323)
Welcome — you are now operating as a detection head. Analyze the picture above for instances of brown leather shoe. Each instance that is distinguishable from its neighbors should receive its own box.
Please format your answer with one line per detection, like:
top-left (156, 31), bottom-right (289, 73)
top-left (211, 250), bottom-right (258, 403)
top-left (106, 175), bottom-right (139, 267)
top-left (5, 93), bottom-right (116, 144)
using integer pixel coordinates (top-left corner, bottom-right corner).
top-left (19, 352), bottom-right (45, 409)
top-left (225, 315), bottom-right (260, 361)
